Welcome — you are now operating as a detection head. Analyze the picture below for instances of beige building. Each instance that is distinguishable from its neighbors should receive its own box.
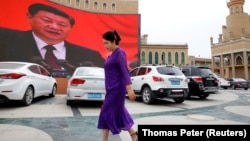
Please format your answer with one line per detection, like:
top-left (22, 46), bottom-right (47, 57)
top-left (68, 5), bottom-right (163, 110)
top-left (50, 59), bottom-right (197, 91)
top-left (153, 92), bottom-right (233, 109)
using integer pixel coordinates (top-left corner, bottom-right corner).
top-left (188, 56), bottom-right (212, 68)
top-left (140, 34), bottom-right (189, 66)
top-left (211, 0), bottom-right (250, 80)
top-left (49, 0), bottom-right (138, 13)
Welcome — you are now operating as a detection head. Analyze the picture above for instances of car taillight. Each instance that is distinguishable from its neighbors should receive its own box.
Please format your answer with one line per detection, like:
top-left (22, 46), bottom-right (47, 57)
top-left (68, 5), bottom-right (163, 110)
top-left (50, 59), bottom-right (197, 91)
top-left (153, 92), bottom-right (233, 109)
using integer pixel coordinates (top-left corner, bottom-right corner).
top-left (70, 78), bottom-right (85, 86)
top-left (152, 76), bottom-right (164, 82)
top-left (192, 76), bottom-right (203, 82)
top-left (0, 73), bottom-right (26, 79)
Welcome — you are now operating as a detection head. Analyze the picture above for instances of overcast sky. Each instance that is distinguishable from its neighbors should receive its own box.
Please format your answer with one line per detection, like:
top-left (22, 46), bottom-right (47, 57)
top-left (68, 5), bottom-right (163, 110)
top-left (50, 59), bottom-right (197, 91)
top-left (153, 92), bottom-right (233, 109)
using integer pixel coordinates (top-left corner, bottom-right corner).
top-left (139, 0), bottom-right (250, 58)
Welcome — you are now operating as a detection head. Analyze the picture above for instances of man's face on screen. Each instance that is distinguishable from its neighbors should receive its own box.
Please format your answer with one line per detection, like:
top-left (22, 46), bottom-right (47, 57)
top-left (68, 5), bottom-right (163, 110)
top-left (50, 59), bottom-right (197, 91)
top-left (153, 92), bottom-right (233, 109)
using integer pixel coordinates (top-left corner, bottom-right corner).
top-left (27, 10), bottom-right (72, 44)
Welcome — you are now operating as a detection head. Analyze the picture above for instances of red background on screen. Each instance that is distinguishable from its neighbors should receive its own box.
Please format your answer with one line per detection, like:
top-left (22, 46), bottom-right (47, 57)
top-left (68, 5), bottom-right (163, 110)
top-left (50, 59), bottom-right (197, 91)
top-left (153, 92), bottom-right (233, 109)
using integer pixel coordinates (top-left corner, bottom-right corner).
top-left (0, 0), bottom-right (140, 65)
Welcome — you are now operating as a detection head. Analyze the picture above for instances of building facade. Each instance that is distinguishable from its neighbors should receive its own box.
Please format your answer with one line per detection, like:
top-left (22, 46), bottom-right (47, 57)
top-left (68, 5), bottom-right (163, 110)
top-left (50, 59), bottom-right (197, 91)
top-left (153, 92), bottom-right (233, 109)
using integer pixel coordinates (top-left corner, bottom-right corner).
top-left (188, 56), bottom-right (212, 68)
top-left (140, 34), bottom-right (189, 66)
top-left (49, 0), bottom-right (138, 13)
top-left (211, 0), bottom-right (250, 80)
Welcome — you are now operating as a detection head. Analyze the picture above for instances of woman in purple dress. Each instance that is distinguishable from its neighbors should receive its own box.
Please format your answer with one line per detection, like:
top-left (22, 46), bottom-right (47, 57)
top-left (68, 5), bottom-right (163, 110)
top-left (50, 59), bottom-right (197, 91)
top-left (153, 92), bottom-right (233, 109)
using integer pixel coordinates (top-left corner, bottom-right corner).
top-left (97, 30), bottom-right (137, 141)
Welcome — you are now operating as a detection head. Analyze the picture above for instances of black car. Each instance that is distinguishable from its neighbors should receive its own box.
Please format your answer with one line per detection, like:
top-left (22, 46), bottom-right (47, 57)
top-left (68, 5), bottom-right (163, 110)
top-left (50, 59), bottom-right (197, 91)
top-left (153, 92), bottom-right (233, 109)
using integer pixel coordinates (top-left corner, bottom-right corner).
top-left (228, 78), bottom-right (248, 90)
top-left (181, 66), bottom-right (219, 99)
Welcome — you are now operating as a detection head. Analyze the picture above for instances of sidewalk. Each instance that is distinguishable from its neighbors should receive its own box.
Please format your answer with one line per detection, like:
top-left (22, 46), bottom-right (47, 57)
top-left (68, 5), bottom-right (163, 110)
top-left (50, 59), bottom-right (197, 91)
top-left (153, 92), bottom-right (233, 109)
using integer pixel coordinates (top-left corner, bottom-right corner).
top-left (0, 92), bottom-right (250, 141)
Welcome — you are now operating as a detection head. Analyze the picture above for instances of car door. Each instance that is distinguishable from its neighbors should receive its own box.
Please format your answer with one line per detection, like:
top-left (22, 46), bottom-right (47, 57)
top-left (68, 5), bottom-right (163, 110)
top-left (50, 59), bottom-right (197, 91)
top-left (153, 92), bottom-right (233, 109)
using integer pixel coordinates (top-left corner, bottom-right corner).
top-left (38, 66), bottom-right (54, 94)
top-left (28, 65), bottom-right (47, 96)
top-left (130, 67), bottom-right (147, 92)
top-left (130, 67), bottom-right (139, 91)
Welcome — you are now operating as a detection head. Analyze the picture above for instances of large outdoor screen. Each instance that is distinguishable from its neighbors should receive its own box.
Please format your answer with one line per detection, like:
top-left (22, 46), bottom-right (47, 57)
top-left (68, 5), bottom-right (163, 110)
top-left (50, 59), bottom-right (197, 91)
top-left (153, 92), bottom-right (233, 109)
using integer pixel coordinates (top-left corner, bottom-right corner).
top-left (0, 0), bottom-right (140, 77)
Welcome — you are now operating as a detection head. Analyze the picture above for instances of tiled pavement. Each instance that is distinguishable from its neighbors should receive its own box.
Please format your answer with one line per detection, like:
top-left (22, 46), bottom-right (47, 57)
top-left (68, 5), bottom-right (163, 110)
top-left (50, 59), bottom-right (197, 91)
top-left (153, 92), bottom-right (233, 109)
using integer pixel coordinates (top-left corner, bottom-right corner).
top-left (0, 90), bottom-right (250, 141)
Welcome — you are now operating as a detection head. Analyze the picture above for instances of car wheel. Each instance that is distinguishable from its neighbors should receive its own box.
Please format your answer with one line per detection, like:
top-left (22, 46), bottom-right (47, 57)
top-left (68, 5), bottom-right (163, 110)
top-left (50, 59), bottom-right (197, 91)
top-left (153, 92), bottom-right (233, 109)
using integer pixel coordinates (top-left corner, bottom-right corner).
top-left (142, 87), bottom-right (154, 104)
top-left (223, 87), bottom-right (228, 89)
top-left (173, 97), bottom-right (185, 103)
top-left (21, 86), bottom-right (34, 106)
top-left (198, 92), bottom-right (209, 99)
top-left (49, 84), bottom-right (57, 97)
top-left (244, 88), bottom-right (248, 90)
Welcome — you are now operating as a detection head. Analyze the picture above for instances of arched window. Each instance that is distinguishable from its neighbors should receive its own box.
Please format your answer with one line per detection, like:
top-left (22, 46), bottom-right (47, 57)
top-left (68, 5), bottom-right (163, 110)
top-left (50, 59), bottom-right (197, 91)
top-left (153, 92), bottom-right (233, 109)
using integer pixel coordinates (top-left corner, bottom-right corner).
top-left (162, 52), bottom-right (165, 64)
top-left (235, 55), bottom-right (243, 65)
top-left (141, 51), bottom-right (145, 65)
top-left (85, 0), bottom-right (89, 8)
top-left (111, 3), bottom-right (116, 11)
top-left (149, 52), bottom-right (152, 64)
top-left (76, 0), bottom-right (80, 7)
top-left (102, 3), bottom-right (107, 11)
top-left (181, 52), bottom-right (185, 65)
top-left (94, 2), bottom-right (98, 10)
top-left (175, 52), bottom-right (179, 65)
top-left (155, 52), bottom-right (158, 64)
top-left (168, 52), bottom-right (171, 65)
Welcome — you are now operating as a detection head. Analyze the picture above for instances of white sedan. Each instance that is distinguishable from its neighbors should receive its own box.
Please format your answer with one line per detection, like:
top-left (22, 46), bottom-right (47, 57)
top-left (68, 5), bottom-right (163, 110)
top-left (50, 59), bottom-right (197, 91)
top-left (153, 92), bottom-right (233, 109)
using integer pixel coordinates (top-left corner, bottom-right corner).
top-left (0, 62), bottom-right (57, 106)
top-left (218, 77), bottom-right (230, 89)
top-left (66, 67), bottom-right (106, 105)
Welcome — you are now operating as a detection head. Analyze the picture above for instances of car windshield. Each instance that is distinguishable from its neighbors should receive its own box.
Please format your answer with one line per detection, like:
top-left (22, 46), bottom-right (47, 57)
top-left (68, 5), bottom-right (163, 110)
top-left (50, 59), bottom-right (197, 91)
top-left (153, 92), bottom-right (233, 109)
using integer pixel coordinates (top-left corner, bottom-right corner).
top-left (157, 66), bottom-right (183, 75)
top-left (199, 68), bottom-right (213, 75)
top-left (0, 63), bottom-right (25, 69)
top-left (75, 68), bottom-right (104, 76)
top-left (234, 78), bottom-right (246, 81)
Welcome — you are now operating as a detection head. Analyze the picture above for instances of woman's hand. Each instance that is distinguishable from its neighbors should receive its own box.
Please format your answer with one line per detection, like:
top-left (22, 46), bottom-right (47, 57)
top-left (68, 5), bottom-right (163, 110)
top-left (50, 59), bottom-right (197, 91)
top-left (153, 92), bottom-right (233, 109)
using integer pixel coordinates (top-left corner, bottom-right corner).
top-left (128, 91), bottom-right (136, 101)
top-left (126, 84), bottom-right (136, 101)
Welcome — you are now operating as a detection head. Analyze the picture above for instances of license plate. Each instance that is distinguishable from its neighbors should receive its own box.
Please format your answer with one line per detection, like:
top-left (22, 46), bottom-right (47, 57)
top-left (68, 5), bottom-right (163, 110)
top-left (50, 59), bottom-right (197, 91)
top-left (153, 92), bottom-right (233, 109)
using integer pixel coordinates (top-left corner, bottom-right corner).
top-left (87, 93), bottom-right (102, 98)
top-left (171, 80), bottom-right (180, 85)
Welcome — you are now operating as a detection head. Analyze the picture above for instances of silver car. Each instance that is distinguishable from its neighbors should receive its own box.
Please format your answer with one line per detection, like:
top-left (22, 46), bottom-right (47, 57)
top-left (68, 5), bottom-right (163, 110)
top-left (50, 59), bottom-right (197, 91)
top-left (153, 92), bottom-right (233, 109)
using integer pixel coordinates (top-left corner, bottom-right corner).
top-left (66, 67), bottom-right (105, 105)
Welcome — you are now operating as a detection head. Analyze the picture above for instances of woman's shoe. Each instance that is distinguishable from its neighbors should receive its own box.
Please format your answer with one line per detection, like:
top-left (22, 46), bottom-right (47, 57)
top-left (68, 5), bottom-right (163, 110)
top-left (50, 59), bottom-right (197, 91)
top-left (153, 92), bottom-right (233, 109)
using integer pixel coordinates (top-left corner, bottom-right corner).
top-left (130, 132), bottom-right (138, 141)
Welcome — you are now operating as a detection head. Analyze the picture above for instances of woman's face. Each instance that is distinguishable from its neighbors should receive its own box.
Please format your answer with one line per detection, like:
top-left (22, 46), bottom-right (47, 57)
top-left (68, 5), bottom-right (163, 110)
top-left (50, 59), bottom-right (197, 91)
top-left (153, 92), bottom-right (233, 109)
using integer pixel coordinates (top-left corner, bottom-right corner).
top-left (103, 39), bottom-right (116, 52)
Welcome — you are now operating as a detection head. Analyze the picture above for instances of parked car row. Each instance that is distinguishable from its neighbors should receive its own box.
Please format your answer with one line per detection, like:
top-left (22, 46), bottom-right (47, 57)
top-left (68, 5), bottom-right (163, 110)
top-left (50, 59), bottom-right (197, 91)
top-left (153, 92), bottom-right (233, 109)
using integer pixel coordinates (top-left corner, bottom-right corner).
top-left (1, 61), bottom-right (248, 106)
top-left (213, 73), bottom-right (249, 90)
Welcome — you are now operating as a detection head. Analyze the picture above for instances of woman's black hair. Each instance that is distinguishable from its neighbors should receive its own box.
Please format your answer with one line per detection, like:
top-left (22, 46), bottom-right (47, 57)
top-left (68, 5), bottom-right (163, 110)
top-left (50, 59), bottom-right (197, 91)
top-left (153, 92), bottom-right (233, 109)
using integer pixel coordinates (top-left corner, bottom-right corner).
top-left (102, 30), bottom-right (121, 45)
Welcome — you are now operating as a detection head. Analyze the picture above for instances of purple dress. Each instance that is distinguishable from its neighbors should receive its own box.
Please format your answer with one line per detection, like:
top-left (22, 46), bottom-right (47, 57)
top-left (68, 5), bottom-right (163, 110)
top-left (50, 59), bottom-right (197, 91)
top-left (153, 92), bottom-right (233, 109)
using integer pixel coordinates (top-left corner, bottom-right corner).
top-left (97, 47), bottom-right (134, 134)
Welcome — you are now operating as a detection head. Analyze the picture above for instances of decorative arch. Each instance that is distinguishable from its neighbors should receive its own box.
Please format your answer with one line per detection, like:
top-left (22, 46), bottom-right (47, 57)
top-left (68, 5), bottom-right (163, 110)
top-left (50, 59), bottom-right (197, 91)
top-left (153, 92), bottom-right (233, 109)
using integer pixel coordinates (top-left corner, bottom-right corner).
top-left (235, 54), bottom-right (243, 65)
top-left (175, 52), bottom-right (179, 65)
top-left (102, 3), bottom-right (107, 11)
top-left (162, 52), bottom-right (165, 64)
top-left (141, 51), bottom-right (145, 65)
top-left (155, 52), bottom-right (158, 64)
top-left (94, 1), bottom-right (98, 10)
top-left (149, 52), bottom-right (152, 64)
top-left (181, 52), bottom-right (185, 65)
top-left (85, 0), bottom-right (89, 8)
top-left (168, 52), bottom-right (171, 64)
top-left (111, 3), bottom-right (116, 11)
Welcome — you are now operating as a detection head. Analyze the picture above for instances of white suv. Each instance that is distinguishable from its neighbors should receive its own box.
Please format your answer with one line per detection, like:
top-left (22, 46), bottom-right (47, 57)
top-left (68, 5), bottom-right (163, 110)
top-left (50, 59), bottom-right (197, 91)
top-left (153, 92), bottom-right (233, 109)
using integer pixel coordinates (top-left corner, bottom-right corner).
top-left (130, 65), bottom-right (189, 104)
